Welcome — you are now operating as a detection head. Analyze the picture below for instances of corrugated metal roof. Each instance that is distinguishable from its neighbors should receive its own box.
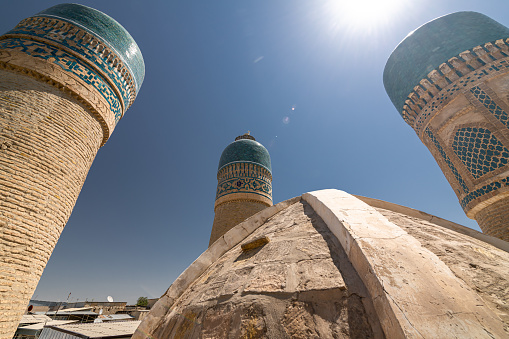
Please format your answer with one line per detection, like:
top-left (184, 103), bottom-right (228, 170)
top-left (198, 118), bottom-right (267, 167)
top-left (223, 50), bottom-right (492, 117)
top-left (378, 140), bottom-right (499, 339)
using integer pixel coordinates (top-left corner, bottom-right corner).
top-left (97, 314), bottom-right (134, 321)
top-left (43, 320), bottom-right (141, 338)
top-left (19, 314), bottom-right (52, 324)
top-left (59, 307), bottom-right (94, 312)
top-left (36, 310), bottom-right (98, 316)
top-left (21, 320), bottom-right (78, 330)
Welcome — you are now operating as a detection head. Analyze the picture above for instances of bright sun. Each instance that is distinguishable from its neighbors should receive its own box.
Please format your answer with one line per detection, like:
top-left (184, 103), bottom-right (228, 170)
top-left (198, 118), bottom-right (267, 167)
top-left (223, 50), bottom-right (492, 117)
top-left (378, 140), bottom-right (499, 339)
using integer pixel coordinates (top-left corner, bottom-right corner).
top-left (324, 0), bottom-right (407, 34)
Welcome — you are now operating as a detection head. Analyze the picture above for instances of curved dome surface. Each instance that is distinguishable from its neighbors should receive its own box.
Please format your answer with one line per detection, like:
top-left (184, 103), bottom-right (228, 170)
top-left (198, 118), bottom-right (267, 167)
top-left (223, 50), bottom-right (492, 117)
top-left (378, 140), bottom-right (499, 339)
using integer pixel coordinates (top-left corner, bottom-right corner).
top-left (384, 11), bottom-right (509, 115)
top-left (218, 139), bottom-right (271, 172)
top-left (34, 3), bottom-right (145, 92)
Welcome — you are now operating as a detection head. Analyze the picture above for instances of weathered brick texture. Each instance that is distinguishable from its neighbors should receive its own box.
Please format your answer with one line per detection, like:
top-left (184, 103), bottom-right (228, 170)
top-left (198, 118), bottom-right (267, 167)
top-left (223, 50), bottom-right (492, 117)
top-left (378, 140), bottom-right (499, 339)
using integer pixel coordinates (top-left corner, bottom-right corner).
top-left (475, 196), bottom-right (509, 241)
top-left (0, 69), bottom-right (102, 336)
top-left (210, 200), bottom-right (268, 246)
top-left (0, 4), bottom-right (144, 337)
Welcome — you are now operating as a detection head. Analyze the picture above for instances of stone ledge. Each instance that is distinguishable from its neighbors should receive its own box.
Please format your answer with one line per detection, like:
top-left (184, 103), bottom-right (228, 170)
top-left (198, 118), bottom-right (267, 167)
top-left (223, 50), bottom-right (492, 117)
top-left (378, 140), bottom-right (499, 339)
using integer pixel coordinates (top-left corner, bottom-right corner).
top-left (354, 195), bottom-right (509, 253)
top-left (303, 189), bottom-right (506, 339)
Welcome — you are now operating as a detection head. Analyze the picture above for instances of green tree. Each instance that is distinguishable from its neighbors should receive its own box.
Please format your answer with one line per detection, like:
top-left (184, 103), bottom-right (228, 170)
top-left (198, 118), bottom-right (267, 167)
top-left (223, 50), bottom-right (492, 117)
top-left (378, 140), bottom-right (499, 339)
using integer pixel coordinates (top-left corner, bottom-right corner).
top-left (136, 296), bottom-right (148, 307)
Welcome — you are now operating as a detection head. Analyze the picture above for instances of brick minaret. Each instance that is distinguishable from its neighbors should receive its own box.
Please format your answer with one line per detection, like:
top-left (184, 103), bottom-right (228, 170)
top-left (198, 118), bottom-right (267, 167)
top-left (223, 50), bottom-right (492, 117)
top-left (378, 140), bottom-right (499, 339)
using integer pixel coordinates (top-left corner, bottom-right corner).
top-left (210, 134), bottom-right (273, 246)
top-left (0, 4), bottom-right (144, 336)
top-left (384, 12), bottom-right (509, 241)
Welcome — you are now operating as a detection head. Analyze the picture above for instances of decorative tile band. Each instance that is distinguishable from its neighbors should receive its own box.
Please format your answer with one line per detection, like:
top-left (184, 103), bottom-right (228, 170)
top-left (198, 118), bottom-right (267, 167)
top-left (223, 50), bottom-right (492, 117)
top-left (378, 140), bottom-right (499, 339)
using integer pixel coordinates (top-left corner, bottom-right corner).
top-left (217, 161), bottom-right (272, 182)
top-left (3, 16), bottom-right (136, 112)
top-left (216, 177), bottom-right (272, 199)
top-left (216, 162), bottom-right (272, 202)
top-left (460, 176), bottom-right (509, 210)
top-left (452, 127), bottom-right (509, 179)
top-left (0, 38), bottom-right (122, 123)
top-left (425, 127), bottom-right (469, 194)
top-left (399, 39), bottom-right (509, 134)
top-left (470, 86), bottom-right (509, 128)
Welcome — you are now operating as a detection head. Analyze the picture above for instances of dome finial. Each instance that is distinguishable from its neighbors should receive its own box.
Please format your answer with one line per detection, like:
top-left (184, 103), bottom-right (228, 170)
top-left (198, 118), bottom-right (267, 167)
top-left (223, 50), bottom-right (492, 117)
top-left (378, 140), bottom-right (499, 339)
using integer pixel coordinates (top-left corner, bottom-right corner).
top-left (235, 132), bottom-right (255, 141)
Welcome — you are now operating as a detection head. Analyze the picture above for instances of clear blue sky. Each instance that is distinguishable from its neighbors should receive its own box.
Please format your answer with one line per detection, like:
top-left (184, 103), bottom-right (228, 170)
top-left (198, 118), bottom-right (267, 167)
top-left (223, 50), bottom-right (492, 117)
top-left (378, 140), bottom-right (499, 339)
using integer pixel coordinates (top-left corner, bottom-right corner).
top-left (2, 0), bottom-right (508, 304)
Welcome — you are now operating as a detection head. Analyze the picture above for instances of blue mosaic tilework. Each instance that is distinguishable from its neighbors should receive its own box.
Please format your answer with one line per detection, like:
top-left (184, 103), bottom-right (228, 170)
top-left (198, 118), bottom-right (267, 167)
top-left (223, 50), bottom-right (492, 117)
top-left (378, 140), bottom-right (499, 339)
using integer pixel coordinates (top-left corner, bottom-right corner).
top-left (6, 17), bottom-right (132, 110)
top-left (470, 86), bottom-right (509, 128)
top-left (0, 38), bottom-right (122, 122)
top-left (216, 175), bottom-right (272, 200)
top-left (34, 3), bottom-right (144, 92)
top-left (460, 176), bottom-right (509, 209)
top-left (425, 127), bottom-right (469, 193)
top-left (218, 139), bottom-right (272, 172)
top-left (384, 11), bottom-right (509, 115)
top-left (452, 127), bottom-right (509, 179)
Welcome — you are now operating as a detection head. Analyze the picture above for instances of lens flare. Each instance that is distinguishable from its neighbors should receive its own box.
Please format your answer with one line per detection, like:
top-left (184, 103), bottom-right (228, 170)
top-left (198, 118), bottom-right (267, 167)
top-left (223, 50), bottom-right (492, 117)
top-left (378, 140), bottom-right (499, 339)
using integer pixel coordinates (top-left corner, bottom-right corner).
top-left (324, 0), bottom-right (409, 35)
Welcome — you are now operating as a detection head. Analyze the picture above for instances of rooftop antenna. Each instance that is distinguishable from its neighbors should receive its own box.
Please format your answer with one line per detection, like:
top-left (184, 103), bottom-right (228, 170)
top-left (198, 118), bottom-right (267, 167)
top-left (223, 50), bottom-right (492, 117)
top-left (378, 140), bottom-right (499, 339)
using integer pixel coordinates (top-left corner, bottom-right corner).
top-left (54, 292), bottom-right (71, 319)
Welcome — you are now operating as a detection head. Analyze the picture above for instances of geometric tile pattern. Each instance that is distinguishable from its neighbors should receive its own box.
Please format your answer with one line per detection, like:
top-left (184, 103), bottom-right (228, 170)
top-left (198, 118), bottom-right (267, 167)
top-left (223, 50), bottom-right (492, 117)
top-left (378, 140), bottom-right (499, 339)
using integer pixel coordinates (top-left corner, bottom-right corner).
top-left (216, 176), bottom-right (272, 198)
top-left (452, 127), bottom-right (509, 179)
top-left (425, 127), bottom-right (469, 193)
top-left (461, 176), bottom-right (509, 209)
top-left (470, 85), bottom-right (509, 128)
top-left (7, 15), bottom-right (137, 109)
top-left (216, 162), bottom-right (272, 201)
top-left (0, 38), bottom-right (122, 123)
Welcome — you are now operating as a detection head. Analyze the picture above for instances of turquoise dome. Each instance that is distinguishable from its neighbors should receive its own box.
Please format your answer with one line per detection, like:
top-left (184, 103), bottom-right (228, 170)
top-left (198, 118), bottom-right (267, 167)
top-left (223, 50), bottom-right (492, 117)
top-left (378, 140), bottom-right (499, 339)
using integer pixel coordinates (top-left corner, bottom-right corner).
top-left (34, 3), bottom-right (145, 92)
top-left (218, 139), bottom-right (272, 173)
top-left (384, 12), bottom-right (509, 115)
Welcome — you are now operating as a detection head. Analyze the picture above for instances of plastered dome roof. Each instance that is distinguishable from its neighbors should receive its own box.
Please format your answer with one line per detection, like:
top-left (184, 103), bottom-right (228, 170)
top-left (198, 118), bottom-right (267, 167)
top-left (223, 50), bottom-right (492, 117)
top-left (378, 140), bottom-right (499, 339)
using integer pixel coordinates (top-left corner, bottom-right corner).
top-left (383, 11), bottom-right (509, 115)
top-left (32, 3), bottom-right (145, 92)
top-left (218, 136), bottom-right (271, 172)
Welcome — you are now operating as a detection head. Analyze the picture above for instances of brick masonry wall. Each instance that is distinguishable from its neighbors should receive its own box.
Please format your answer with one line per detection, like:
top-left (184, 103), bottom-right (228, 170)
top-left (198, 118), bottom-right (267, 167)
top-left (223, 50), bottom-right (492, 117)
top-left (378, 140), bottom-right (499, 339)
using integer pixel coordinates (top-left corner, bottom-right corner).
top-left (475, 195), bottom-right (509, 241)
top-left (0, 69), bottom-right (102, 337)
top-left (210, 201), bottom-right (268, 246)
top-left (210, 160), bottom-right (273, 246)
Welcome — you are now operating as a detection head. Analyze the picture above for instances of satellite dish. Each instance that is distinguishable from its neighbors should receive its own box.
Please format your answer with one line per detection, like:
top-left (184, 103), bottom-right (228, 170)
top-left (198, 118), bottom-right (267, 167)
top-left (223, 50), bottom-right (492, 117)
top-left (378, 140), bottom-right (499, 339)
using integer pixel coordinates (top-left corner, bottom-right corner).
top-left (107, 296), bottom-right (113, 302)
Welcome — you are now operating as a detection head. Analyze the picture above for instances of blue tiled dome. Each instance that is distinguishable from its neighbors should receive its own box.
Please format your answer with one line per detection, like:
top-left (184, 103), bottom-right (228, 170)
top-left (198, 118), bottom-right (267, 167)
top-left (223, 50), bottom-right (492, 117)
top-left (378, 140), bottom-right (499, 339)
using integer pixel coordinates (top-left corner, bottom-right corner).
top-left (384, 11), bottom-right (509, 115)
top-left (34, 3), bottom-right (145, 92)
top-left (218, 138), bottom-right (272, 173)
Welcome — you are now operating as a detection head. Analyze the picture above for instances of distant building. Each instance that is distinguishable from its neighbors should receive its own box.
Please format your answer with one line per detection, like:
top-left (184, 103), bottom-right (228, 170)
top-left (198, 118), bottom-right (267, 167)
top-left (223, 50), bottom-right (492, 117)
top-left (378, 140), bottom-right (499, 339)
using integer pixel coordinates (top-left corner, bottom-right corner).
top-left (65, 302), bottom-right (127, 316)
top-left (36, 308), bottom-right (98, 323)
top-left (14, 315), bottom-right (76, 339)
top-left (95, 314), bottom-right (134, 322)
top-left (39, 321), bottom-right (141, 339)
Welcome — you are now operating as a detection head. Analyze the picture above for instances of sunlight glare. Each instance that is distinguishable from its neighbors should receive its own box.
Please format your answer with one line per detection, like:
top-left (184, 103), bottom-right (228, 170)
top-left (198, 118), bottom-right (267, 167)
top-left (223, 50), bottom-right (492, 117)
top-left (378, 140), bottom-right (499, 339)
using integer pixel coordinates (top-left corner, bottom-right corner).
top-left (325, 0), bottom-right (406, 33)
